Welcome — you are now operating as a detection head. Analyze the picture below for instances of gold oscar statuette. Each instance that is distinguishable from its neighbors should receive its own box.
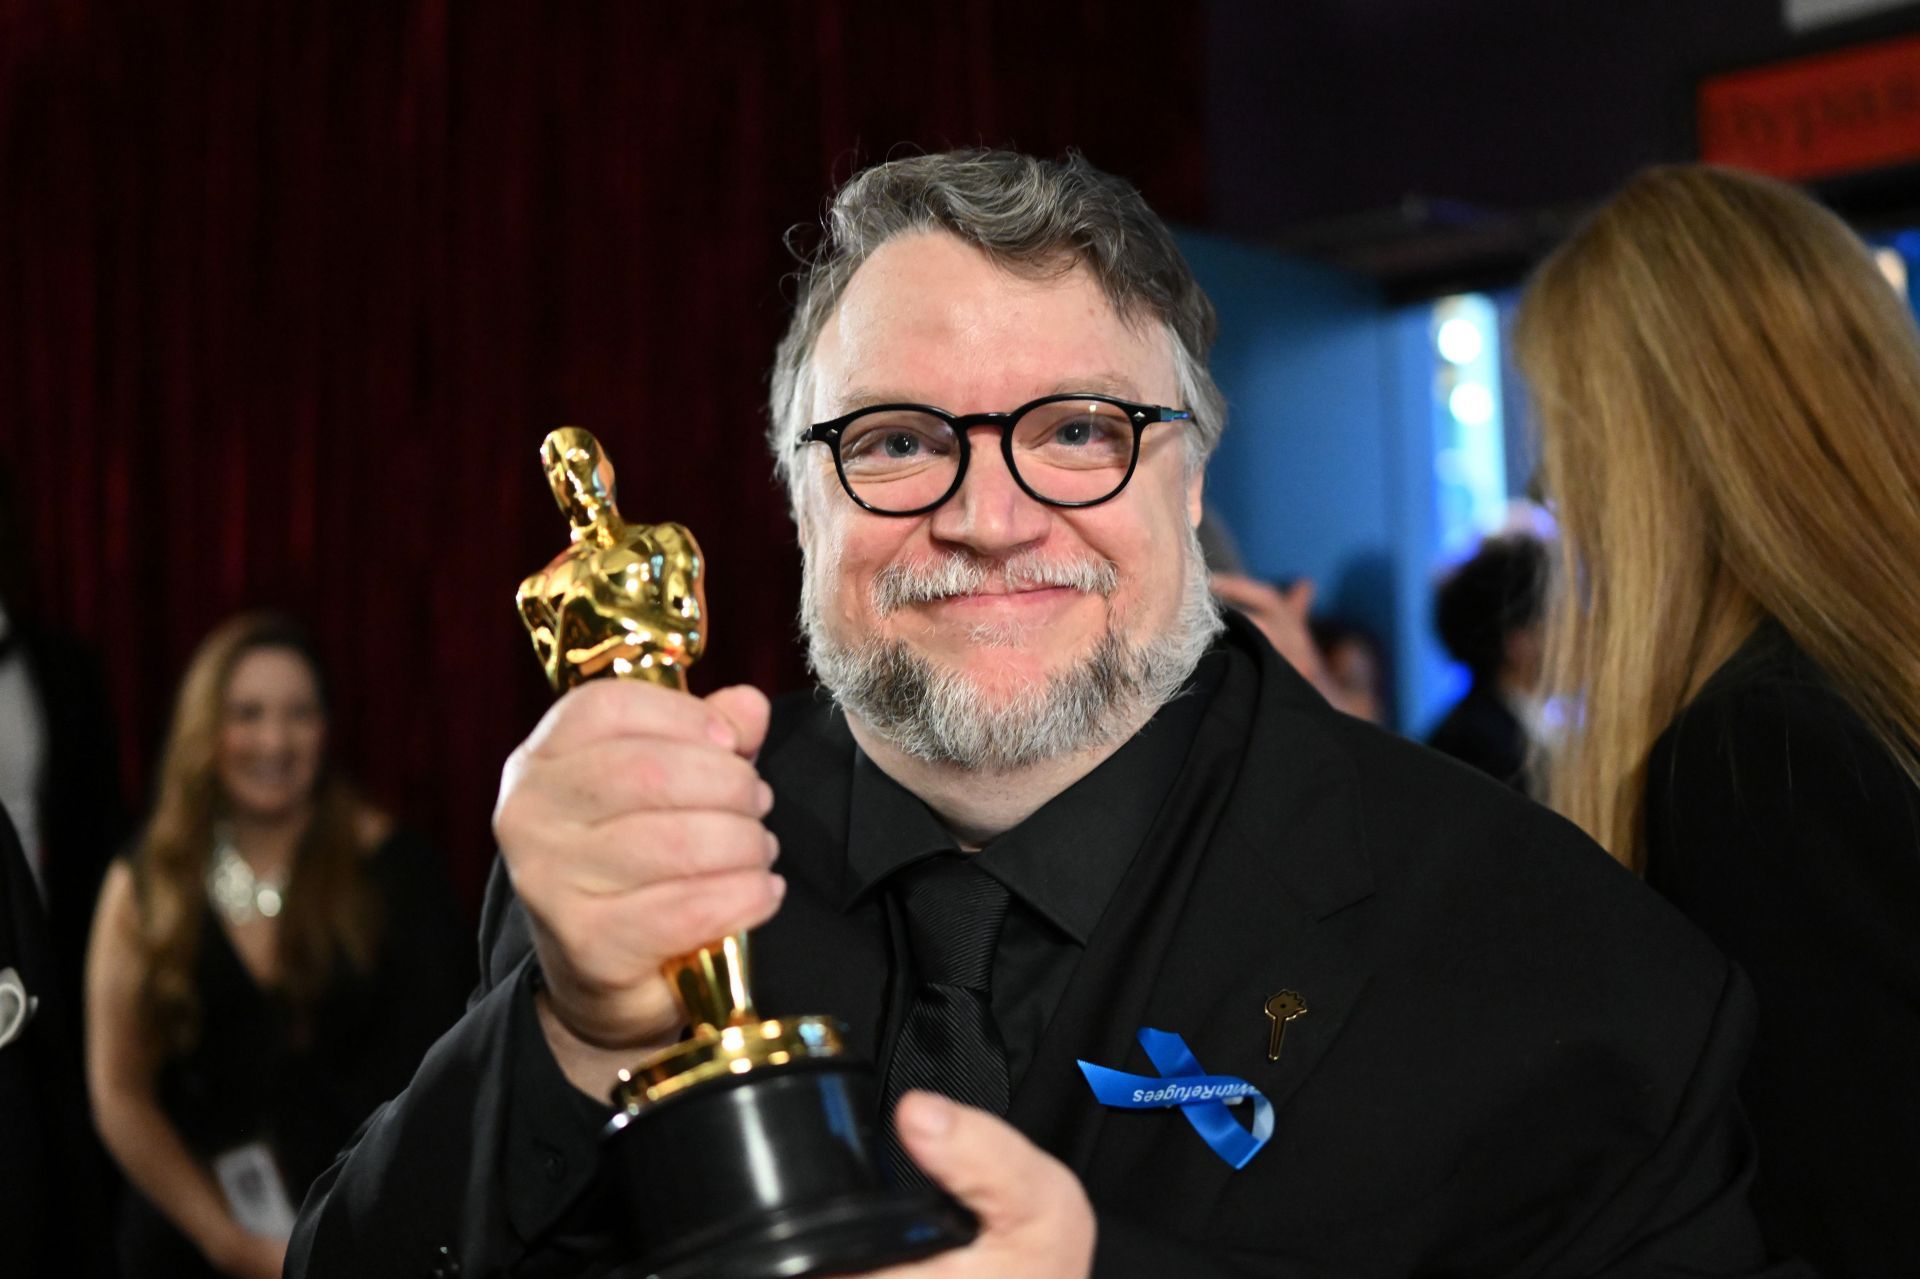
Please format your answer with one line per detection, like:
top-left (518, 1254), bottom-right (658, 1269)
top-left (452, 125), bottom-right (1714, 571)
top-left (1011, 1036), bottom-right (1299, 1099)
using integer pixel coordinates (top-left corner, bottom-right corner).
top-left (515, 427), bottom-right (972, 1279)
top-left (515, 427), bottom-right (842, 1109)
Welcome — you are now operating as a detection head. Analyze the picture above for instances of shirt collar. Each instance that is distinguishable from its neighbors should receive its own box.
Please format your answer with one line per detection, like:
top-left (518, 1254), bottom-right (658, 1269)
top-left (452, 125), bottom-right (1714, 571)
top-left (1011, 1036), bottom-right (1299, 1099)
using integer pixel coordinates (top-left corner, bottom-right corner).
top-left (841, 648), bottom-right (1227, 944)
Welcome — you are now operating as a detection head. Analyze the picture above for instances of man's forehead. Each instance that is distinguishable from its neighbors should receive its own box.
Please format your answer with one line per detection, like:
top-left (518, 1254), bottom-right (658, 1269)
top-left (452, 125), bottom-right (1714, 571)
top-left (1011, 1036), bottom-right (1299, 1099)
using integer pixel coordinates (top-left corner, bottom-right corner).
top-left (812, 231), bottom-right (1175, 409)
top-left (836, 372), bottom-right (1149, 412)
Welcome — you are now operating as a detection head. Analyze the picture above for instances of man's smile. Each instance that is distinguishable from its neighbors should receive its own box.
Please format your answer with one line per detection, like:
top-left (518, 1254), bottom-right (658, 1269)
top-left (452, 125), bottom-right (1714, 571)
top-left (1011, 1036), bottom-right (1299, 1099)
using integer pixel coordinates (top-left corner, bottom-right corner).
top-left (918, 584), bottom-right (1081, 612)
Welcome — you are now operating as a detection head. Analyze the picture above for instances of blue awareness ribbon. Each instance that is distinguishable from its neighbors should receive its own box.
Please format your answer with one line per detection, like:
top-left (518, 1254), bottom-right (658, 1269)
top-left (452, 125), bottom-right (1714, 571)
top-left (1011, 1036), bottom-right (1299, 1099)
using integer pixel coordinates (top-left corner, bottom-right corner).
top-left (1076, 1027), bottom-right (1275, 1170)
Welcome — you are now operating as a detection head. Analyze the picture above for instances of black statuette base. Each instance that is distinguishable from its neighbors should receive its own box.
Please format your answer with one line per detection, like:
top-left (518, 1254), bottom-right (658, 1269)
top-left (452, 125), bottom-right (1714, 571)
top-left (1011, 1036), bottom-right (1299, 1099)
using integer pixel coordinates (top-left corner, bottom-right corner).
top-left (602, 1058), bottom-right (975, 1279)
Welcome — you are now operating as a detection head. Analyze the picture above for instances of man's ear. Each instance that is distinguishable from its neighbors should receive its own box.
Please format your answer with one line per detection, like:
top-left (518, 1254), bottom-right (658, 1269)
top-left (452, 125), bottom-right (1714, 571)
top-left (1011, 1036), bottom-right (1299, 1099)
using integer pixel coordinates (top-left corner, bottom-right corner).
top-left (1187, 467), bottom-right (1205, 530)
top-left (787, 459), bottom-right (815, 529)
top-left (791, 470), bottom-right (831, 557)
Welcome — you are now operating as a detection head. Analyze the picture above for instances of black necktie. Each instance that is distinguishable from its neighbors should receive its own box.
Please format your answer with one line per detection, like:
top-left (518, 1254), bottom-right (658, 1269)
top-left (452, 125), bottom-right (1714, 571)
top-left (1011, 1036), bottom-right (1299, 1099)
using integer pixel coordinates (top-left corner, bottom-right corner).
top-left (881, 855), bottom-right (1012, 1187)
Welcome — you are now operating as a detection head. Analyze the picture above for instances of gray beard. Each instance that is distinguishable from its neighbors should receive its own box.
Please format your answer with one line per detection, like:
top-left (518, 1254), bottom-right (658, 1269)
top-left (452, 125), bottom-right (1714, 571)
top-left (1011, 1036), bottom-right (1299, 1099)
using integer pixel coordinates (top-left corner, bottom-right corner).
top-left (801, 531), bottom-right (1223, 773)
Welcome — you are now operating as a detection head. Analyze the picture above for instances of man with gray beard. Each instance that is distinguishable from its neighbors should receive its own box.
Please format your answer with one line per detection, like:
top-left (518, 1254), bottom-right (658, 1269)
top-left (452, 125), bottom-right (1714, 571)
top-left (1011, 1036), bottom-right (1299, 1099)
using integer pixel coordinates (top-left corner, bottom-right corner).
top-left (288, 152), bottom-right (1808, 1278)
top-left (806, 542), bottom-right (1220, 772)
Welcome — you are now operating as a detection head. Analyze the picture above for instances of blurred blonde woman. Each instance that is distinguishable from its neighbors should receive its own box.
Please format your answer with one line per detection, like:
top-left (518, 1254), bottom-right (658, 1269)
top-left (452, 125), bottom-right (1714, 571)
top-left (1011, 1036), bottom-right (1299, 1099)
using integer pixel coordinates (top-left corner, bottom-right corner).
top-left (86, 612), bottom-right (469, 1279)
top-left (1515, 165), bottom-right (1920, 1277)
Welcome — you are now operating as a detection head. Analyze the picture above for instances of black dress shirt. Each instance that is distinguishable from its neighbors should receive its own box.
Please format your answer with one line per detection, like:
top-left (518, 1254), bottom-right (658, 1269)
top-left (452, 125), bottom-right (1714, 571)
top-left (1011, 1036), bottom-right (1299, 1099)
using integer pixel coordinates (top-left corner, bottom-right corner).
top-left (846, 651), bottom-right (1224, 1090)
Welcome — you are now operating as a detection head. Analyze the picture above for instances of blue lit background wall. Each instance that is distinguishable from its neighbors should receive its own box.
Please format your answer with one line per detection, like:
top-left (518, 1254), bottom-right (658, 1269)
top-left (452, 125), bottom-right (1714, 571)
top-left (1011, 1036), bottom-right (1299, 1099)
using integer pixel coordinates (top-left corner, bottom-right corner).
top-left (1181, 230), bottom-right (1526, 739)
top-left (1181, 232), bottom-right (1433, 734)
top-left (1178, 233), bottom-right (1396, 644)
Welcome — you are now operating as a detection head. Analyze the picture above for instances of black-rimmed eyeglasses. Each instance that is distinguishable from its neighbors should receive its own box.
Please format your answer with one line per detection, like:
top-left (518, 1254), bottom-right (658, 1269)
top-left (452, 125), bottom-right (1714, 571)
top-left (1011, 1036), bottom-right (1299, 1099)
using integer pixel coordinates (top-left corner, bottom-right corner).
top-left (797, 393), bottom-right (1194, 517)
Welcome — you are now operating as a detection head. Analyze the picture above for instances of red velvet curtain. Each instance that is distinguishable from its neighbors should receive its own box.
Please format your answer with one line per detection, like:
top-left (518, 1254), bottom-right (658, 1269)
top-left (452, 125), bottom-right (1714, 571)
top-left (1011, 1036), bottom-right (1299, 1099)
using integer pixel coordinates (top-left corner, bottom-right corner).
top-left (0, 1), bottom-right (1206, 907)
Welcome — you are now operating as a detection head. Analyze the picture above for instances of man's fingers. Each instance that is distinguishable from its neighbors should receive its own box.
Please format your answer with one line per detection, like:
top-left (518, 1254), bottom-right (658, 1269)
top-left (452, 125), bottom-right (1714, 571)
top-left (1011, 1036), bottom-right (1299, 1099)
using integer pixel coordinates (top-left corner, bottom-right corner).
top-left (538, 810), bottom-right (777, 895)
top-left (526, 678), bottom-right (742, 758)
top-left (539, 868), bottom-right (787, 988)
top-left (893, 1093), bottom-right (1077, 1236)
top-left (705, 684), bottom-right (773, 760)
top-left (624, 867), bottom-right (789, 958)
top-left (517, 738), bottom-right (771, 827)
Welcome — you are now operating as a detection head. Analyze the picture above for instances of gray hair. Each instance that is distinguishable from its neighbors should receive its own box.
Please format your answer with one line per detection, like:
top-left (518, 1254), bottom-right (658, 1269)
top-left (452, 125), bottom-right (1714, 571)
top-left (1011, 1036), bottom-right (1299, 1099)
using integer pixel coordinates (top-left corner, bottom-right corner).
top-left (767, 149), bottom-right (1227, 500)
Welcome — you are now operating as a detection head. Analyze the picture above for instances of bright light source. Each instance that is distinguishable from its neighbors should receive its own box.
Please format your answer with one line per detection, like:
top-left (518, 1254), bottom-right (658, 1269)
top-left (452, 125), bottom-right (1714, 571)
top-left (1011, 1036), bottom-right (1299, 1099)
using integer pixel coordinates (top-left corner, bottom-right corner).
top-left (1449, 381), bottom-right (1495, 426)
top-left (1436, 315), bottom-right (1484, 365)
top-left (1875, 247), bottom-right (1908, 300)
top-left (1429, 291), bottom-right (1508, 558)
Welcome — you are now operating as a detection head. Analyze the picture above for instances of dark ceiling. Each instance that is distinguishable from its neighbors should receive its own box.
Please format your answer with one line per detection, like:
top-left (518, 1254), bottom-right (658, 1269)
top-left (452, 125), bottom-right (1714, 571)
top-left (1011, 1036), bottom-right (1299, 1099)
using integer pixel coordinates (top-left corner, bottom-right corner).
top-left (1205, 0), bottom-right (1920, 297)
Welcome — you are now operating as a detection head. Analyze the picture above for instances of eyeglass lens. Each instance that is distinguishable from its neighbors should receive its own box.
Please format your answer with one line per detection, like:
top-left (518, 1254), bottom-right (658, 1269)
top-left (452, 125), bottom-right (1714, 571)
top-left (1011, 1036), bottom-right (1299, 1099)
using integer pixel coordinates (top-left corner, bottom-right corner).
top-left (836, 400), bottom-right (1136, 512)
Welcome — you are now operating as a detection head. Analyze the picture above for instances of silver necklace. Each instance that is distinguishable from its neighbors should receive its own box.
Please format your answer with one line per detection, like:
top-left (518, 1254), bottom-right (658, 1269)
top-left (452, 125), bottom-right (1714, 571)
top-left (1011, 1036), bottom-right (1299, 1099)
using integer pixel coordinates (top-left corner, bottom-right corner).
top-left (206, 827), bottom-right (288, 925)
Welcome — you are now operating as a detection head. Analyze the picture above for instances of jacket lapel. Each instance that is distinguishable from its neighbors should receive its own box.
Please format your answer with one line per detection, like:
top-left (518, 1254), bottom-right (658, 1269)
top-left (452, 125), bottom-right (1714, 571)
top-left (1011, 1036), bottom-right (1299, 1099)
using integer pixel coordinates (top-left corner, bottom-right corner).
top-left (1012, 624), bottom-right (1381, 1199)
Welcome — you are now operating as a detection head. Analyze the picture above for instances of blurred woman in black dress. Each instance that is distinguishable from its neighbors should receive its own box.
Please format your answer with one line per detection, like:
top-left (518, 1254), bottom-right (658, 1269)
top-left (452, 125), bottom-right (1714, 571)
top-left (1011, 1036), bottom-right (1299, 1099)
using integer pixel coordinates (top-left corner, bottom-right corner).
top-left (86, 612), bottom-right (470, 1278)
top-left (1515, 165), bottom-right (1920, 1277)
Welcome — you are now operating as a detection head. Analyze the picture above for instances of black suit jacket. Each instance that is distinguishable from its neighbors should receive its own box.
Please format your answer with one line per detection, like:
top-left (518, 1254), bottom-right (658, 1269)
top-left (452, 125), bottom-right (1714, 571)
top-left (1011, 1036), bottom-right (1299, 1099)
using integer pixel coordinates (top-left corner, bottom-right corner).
top-left (1646, 622), bottom-right (1920, 1277)
top-left (0, 792), bottom-right (117, 1277)
top-left (13, 621), bottom-right (130, 1006)
top-left (290, 623), bottom-right (1805, 1277)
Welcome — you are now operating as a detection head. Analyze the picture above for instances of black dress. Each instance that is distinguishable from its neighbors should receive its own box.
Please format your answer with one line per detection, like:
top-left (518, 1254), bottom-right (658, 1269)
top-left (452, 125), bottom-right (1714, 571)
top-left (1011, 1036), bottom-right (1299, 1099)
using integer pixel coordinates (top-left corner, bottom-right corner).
top-left (116, 829), bottom-right (472, 1278)
top-left (1645, 622), bottom-right (1920, 1278)
top-left (1425, 679), bottom-right (1531, 792)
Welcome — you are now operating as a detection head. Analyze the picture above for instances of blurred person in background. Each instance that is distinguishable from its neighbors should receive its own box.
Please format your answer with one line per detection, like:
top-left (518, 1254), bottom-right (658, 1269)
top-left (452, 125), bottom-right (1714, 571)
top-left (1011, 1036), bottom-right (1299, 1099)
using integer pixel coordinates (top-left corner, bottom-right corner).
top-left (1309, 615), bottom-right (1389, 727)
top-left (0, 465), bottom-right (130, 1010)
top-left (1201, 509), bottom-right (1394, 721)
top-left (1210, 574), bottom-right (1388, 723)
top-left (1, 800), bottom-right (117, 1277)
top-left (1425, 532), bottom-right (1548, 790)
top-left (86, 612), bottom-right (470, 1279)
top-left (1515, 164), bottom-right (1920, 1277)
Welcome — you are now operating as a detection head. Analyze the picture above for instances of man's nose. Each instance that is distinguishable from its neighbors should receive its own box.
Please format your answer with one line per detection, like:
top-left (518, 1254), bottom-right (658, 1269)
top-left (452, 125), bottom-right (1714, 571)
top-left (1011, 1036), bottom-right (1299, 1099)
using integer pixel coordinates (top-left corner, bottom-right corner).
top-left (927, 428), bottom-right (1051, 553)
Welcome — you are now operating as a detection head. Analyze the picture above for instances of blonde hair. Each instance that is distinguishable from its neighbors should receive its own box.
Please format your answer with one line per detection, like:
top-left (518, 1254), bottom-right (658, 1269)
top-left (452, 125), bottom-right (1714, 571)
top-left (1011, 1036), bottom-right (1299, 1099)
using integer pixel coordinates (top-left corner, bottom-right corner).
top-left (1514, 164), bottom-right (1920, 869)
top-left (133, 612), bottom-right (379, 1050)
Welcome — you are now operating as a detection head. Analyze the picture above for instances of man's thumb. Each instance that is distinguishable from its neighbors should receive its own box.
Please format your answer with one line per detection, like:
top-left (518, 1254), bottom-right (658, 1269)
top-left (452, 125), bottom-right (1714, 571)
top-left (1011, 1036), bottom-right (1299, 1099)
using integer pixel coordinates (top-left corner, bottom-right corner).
top-left (703, 684), bottom-right (772, 759)
top-left (894, 1092), bottom-right (1048, 1234)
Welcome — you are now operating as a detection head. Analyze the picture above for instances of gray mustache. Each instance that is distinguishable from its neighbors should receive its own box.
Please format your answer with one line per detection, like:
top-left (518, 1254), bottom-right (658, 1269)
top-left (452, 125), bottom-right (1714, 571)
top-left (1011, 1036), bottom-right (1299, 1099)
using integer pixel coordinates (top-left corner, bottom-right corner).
top-left (871, 553), bottom-right (1119, 614)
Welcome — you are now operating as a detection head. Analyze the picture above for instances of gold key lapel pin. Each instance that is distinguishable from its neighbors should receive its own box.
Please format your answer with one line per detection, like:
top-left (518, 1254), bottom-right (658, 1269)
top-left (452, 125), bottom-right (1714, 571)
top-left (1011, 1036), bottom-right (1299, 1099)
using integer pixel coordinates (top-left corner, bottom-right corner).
top-left (1264, 990), bottom-right (1308, 1063)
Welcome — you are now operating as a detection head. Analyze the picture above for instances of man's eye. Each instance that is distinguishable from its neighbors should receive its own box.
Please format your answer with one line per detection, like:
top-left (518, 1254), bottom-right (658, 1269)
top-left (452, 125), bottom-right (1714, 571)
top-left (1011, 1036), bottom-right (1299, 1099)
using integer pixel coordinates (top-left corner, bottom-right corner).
top-left (842, 419), bottom-right (950, 464)
top-left (844, 431), bottom-right (920, 459)
top-left (1052, 416), bottom-right (1122, 446)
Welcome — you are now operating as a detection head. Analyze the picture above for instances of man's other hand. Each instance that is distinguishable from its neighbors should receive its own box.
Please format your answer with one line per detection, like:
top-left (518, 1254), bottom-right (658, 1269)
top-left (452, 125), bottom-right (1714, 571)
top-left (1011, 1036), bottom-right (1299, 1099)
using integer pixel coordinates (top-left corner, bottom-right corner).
top-left (860, 1092), bottom-right (1096, 1279)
